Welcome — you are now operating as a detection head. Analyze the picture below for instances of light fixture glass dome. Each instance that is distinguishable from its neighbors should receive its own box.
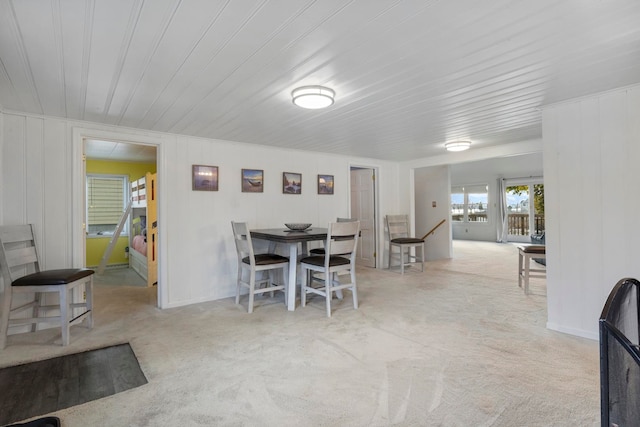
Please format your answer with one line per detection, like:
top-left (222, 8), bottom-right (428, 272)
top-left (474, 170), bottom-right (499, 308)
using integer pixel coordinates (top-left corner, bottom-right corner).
top-left (292, 85), bottom-right (335, 109)
top-left (445, 141), bottom-right (471, 152)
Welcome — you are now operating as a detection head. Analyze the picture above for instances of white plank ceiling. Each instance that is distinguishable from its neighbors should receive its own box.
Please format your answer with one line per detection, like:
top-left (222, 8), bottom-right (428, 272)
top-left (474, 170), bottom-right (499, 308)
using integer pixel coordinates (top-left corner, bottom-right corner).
top-left (1, 0), bottom-right (639, 162)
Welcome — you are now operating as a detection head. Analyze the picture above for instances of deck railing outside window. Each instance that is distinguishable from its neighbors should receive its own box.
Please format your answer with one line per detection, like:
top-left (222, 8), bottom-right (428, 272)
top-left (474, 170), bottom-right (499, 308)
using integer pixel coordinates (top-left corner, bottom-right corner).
top-left (451, 213), bottom-right (545, 235)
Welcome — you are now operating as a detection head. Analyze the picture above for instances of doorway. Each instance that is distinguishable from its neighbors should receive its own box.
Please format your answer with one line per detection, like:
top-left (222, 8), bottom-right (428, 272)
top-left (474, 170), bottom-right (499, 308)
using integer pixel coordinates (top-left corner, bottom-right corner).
top-left (350, 167), bottom-right (377, 268)
top-left (82, 136), bottom-right (159, 303)
top-left (505, 180), bottom-right (545, 243)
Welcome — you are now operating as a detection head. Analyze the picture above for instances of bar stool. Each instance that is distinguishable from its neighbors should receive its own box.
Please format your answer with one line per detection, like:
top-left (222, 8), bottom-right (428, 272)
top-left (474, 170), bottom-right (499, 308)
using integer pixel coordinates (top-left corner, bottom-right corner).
top-left (517, 244), bottom-right (546, 294)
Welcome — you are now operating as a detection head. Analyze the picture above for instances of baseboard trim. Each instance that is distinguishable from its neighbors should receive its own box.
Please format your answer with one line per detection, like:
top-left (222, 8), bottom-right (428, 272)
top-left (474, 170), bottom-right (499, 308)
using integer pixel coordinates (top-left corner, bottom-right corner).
top-left (546, 322), bottom-right (598, 341)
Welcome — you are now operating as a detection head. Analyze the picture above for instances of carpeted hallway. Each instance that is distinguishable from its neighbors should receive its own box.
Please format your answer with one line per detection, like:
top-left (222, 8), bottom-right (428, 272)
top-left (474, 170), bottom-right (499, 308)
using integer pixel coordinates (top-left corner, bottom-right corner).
top-left (0, 241), bottom-right (599, 426)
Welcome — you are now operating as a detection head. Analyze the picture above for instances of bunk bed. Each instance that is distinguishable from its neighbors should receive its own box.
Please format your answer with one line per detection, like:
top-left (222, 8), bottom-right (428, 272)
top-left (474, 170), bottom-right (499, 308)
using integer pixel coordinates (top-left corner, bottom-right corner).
top-left (130, 172), bottom-right (158, 287)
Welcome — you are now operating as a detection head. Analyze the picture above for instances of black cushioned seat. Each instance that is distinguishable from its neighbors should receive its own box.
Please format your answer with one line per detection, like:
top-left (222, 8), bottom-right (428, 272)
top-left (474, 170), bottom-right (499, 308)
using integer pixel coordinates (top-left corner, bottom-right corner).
top-left (298, 255), bottom-right (351, 267)
top-left (243, 254), bottom-right (289, 265)
top-left (12, 269), bottom-right (94, 286)
top-left (390, 237), bottom-right (424, 244)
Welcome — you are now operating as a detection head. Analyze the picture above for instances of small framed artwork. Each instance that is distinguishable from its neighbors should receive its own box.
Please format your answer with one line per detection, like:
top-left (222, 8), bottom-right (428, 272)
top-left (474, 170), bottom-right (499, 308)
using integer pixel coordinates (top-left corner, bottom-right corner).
top-left (283, 172), bottom-right (302, 194)
top-left (192, 165), bottom-right (218, 191)
top-left (318, 174), bottom-right (334, 194)
top-left (242, 168), bottom-right (264, 192)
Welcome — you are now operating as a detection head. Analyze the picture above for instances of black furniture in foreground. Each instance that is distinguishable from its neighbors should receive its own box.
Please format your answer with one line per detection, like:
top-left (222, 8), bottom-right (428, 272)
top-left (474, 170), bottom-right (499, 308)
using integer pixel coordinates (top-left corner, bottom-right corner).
top-left (599, 277), bottom-right (640, 427)
top-left (7, 417), bottom-right (60, 427)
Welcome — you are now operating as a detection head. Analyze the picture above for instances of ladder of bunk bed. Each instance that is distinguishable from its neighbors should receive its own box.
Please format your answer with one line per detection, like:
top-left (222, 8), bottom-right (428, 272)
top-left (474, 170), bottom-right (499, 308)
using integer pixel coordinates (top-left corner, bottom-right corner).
top-left (97, 200), bottom-right (132, 274)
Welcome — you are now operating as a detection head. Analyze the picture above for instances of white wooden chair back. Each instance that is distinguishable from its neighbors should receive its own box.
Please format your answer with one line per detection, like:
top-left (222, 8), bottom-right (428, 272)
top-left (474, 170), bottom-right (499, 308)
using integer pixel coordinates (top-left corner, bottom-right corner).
top-left (231, 221), bottom-right (256, 266)
top-left (386, 214), bottom-right (410, 240)
top-left (325, 221), bottom-right (360, 262)
top-left (0, 224), bottom-right (41, 284)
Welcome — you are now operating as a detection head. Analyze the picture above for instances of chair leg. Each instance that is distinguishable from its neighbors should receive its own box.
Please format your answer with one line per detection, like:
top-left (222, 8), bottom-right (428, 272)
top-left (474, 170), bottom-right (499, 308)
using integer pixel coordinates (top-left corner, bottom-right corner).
top-left (268, 270), bottom-right (275, 298)
top-left (248, 270), bottom-right (256, 314)
top-left (351, 268), bottom-right (358, 309)
top-left (325, 273), bottom-right (333, 318)
top-left (388, 244), bottom-right (392, 270)
top-left (235, 266), bottom-right (242, 305)
top-left (60, 287), bottom-right (70, 346)
top-left (420, 243), bottom-right (425, 272)
top-left (31, 292), bottom-right (43, 332)
top-left (85, 276), bottom-right (94, 329)
top-left (300, 268), bottom-right (307, 307)
top-left (400, 247), bottom-right (405, 274)
top-left (334, 272), bottom-right (344, 300)
top-left (523, 255), bottom-right (531, 295)
top-left (0, 286), bottom-right (12, 349)
top-left (282, 267), bottom-right (289, 307)
top-left (518, 250), bottom-right (524, 289)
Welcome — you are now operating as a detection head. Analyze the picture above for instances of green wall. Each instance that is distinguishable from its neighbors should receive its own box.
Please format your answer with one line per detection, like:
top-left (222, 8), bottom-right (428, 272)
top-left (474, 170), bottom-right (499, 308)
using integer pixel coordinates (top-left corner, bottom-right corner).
top-left (86, 160), bottom-right (156, 267)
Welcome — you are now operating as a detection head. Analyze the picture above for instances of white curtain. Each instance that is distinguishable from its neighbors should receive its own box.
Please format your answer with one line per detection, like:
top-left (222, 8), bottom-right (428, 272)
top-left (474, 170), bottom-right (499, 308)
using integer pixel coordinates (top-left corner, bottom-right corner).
top-left (496, 178), bottom-right (509, 243)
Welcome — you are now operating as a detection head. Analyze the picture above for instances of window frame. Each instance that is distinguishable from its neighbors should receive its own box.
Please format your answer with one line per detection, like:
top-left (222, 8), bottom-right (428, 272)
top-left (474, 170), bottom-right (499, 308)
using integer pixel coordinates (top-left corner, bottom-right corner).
top-left (86, 173), bottom-right (130, 238)
top-left (450, 183), bottom-right (490, 224)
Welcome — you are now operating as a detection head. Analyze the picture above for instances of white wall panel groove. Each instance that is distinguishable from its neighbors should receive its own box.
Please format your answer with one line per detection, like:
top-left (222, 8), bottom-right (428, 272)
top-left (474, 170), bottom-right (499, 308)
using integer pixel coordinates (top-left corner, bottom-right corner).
top-left (543, 84), bottom-right (640, 339)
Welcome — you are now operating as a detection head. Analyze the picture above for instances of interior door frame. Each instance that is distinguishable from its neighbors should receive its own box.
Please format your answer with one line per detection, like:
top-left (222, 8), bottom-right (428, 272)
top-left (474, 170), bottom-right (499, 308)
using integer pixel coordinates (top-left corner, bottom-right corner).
top-left (348, 163), bottom-right (379, 269)
top-left (72, 127), bottom-right (164, 306)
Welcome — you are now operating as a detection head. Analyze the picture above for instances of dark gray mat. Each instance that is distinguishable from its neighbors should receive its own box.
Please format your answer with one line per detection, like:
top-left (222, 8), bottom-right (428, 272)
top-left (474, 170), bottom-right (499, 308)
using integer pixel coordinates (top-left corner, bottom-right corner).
top-left (0, 343), bottom-right (147, 426)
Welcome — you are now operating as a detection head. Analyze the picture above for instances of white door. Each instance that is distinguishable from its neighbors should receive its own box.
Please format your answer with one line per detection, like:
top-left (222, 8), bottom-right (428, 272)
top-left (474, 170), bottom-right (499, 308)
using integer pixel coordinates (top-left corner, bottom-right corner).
top-left (351, 168), bottom-right (376, 267)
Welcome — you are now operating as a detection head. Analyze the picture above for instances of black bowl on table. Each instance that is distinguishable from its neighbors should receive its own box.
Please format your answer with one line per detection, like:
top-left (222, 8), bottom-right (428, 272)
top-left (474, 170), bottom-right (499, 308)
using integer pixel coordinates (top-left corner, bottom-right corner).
top-left (285, 223), bottom-right (312, 231)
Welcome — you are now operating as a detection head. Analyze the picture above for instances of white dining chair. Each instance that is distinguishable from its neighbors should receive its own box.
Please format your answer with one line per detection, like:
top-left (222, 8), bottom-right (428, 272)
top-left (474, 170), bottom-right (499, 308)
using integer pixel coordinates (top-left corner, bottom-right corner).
top-left (0, 224), bottom-right (94, 348)
top-left (385, 214), bottom-right (425, 274)
top-left (231, 221), bottom-right (289, 313)
top-left (300, 221), bottom-right (360, 317)
top-left (309, 217), bottom-right (356, 256)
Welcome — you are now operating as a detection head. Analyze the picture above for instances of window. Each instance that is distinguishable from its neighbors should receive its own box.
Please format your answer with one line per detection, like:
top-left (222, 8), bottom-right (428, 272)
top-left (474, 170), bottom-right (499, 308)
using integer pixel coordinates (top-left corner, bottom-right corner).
top-left (451, 186), bottom-right (464, 222)
top-left (505, 182), bottom-right (545, 238)
top-left (86, 174), bottom-right (129, 236)
top-left (450, 184), bottom-right (489, 223)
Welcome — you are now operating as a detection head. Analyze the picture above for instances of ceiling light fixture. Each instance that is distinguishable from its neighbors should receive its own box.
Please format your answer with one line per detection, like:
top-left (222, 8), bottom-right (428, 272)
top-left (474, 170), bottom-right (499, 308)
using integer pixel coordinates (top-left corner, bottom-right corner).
top-left (445, 141), bottom-right (471, 152)
top-left (292, 85), bottom-right (335, 109)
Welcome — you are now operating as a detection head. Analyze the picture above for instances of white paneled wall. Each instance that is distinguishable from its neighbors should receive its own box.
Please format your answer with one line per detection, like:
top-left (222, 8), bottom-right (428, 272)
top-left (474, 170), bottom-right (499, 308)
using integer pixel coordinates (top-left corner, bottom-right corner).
top-left (543, 84), bottom-right (640, 339)
top-left (414, 165), bottom-right (452, 260)
top-left (1, 111), bottom-right (400, 313)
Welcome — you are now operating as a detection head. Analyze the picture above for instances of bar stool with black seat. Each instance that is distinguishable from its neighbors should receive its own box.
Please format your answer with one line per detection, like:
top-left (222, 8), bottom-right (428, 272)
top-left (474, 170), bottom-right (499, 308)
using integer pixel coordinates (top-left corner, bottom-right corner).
top-left (0, 224), bottom-right (94, 349)
top-left (385, 214), bottom-right (425, 274)
top-left (309, 217), bottom-right (356, 256)
top-left (231, 221), bottom-right (289, 313)
top-left (300, 221), bottom-right (360, 317)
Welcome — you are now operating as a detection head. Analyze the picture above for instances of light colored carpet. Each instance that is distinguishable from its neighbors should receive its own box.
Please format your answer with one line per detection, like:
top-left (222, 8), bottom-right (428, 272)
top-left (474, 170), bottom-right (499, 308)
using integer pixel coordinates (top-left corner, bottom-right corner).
top-left (92, 266), bottom-right (148, 287)
top-left (0, 241), bottom-right (598, 426)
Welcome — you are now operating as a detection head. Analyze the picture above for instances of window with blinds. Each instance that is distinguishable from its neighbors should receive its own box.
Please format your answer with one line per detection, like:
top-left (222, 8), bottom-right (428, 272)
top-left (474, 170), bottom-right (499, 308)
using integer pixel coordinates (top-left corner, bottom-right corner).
top-left (86, 174), bottom-right (128, 236)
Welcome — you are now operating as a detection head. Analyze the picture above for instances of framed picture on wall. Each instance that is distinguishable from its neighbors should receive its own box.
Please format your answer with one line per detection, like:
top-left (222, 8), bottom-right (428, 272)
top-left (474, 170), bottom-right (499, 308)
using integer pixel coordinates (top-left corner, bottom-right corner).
top-left (242, 169), bottom-right (264, 192)
top-left (317, 174), bottom-right (334, 194)
top-left (192, 165), bottom-right (218, 191)
top-left (283, 172), bottom-right (302, 194)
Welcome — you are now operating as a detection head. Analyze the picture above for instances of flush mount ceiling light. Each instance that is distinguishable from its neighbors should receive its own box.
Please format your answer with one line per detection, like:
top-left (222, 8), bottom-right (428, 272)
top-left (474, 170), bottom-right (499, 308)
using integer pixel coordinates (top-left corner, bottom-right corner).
top-left (444, 141), bottom-right (472, 152)
top-left (292, 85), bottom-right (335, 109)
